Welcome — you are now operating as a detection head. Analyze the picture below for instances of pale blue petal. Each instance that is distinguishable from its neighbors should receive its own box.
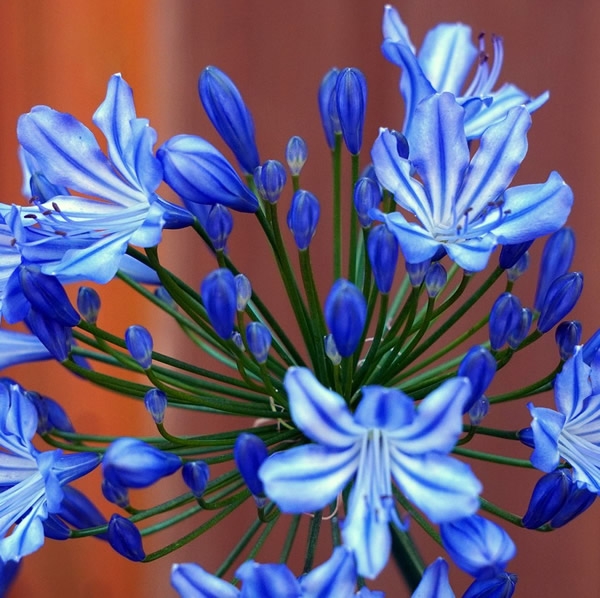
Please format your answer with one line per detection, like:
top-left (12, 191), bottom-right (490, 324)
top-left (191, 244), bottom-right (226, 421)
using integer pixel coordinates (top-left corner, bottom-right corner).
top-left (236, 562), bottom-right (300, 598)
top-left (418, 24), bottom-right (477, 95)
top-left (412, 558), bottom-right (455, 598)
top-left (0, 495), bottom-right (46, 562)
top-left (554, 349), bottom-right (592, 420)
top-left (488, 172), bottom-right (573, 244)
top-left (390, 450), bottom-right (481, 522)
top-left (284, 368), bottom-right (363, 448)
top-left (171, 563), bottom-right (239, 598)
top-left (378, 212), bottom-right (440, 264)
top-left (0, 381), bottom-right (38, 455)
top-left (299, 546), bottom-right (356, 597)
top-left (0, 330), bottom-right (52, 369)
top-left (456, 106), bottom-right (531, 218)
top-left (259, 444), bottom-right (360, 513)
top-left (528, 404), bottom-right (565, 472)
top-left (354, 387), bottom-right (414, 430)
top-left (382, 5), bottom-right (414, 50)
top-left (444, 235), bottom-right (497, 272)
top-left (558, 432), bottom-right (600, 492)
top-left (117, 254), bottom-right (160, 284)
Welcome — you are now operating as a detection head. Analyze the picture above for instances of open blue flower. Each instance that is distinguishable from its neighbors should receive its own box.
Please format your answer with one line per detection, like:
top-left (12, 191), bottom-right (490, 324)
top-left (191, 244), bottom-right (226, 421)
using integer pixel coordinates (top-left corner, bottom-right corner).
top-left (381, 5), bottom-right (548, 140)
top-left (372, 93), bottom-right (573, 272)
top-left (528, 347), bottom-right (600, 493)
top-left (14, 74), bottom-right (192, 284)
top-left (0, 379), bottom-right (100, 561)
top-left (259, 368), bottom-right (481, 579)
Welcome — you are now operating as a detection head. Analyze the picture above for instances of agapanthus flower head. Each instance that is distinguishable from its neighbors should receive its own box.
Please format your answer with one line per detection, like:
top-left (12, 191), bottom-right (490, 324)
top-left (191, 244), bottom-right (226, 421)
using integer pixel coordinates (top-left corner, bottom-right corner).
top-left (259, 368), bottom-right (481, 578)
top-left (372, 93), bottom-right (573, 272)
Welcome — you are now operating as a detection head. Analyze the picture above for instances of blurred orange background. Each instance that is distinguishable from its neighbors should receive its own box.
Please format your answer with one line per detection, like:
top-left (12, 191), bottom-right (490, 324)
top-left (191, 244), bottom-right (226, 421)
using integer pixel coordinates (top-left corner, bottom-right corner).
top-left (1, 1), bottom-right (600, 596)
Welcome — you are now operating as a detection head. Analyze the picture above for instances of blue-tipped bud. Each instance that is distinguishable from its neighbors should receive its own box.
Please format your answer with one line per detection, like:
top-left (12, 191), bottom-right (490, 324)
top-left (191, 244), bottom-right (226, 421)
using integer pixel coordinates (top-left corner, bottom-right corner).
top-left (424, 263), bottom-right (447, 298)
top-left (318, 68), bottom-right (341, 149)
top-left (204, 204), bottom-right (233, 251)
top-left (77, 287), bottom-right (101, 324)
top-left (335, 68), bottom-right (367, 155)
top-left (534, 228), bottom-right (575, 311)
top-left (367, 224), bottom-right (398, 293)
top-left (489, 293), bottom-right (522, 350)
top-left (508, 308), bottom-right (532, 349)
top-left (201, 269), bottom-right (237, 339)
top-left (406, 259), bottom-right (431, 287)
top-left (144, 388), bottom-right (167, 424)
top-left (246, 322), bottom-right (272, 364)
top-left (463, 572), bottom-right (517, 598)
top-left (157, 135), bottom-right (259, 213)
top-left (103, 437), bottom-right (182, 489)
top-left (254, 160), bottom-right (287, 203)
top-left (182, 461), bottom-right (210, 499)
top-left (235, 273), bottom-right (252, 311)
top-left (125, 325), bottom-right (153, 369)
top-left (468, 396), bottom-right (489, 426)
top-left (506, 251), bottom-right (530, 282)
top-left (458, 346), bottom-right (496, 414)
top-left (324, 279), bottom-right (367, 357)
top-left (234, 433), bottom-right (268, 506)
top-left (522, 469), bottom-right (573, 529)
top-left (232, 331), bottom-right (244, 351)
top-left (102, 478), bottom-right (130, 508)
top-left (324, 334), bottom-right (342, 366)
top-left (555, 321), bottom-right (582, 360)
top-left (499, 241), bottom-right (533, 270)
top-left (286, 190), bottom-right (320, 250)
top-left (198, 66), bottom-right (260, 174)
top-left (285, 137), bottom-right (308, 176)
top-left (108, 514), bottom-right (145, 562)
top-left (354, 177), bottom-right (382, 228)
top-left (537, 272), bottom-right (583, 333)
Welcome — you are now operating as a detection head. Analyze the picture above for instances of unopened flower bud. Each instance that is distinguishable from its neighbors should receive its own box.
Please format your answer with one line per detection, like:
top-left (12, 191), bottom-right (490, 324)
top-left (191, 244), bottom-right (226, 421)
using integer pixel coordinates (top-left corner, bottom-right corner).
top-left (335, 68), bottom-right (367, 155)
top-left (458, 346), bottom-right (496, 413)
top-left (285, 137), bottom-right (308, 176)
top-left (499, 241), bottom-right (532, 270)
top-left (318, 68), bottom-right (341, 149)
top-left (424, 262), bottom-right (447, 298)
top-left (234, 433), bottom-right (268, 506)
top-left (508, 308), bottom-right (532, 349)
top-left (182, 461), bottom-right (210, 499)
top-left (489, 293), bottom-right (522, 350)
top-left (522, 469), bottom-right (572, 529)
top-left (201, 269), bottom-right (237, 339)
top-left (77, 286), bottom-right (101, 324)
top-left (246, 322), bottom-right (272, 364)
top-left (468, 396), bottom-right (489, 426)
top-left (506, 251), bottom-right (530, 282)
top-left (102, 478), bottom-right (130, 508)
top-left (406, 259), bottom-right (431, 287)
top-left (324, 334), bottom-right (342, 365)
top-left (287, 190), bottom-right (320, 250)
top-left (353, 177), bottom-right (382, 228)
top-left (144, 388), bottom-right (167, 424)
top-left (555, 321), bottom-right (582, 361)
top-left (125, 325), bottom-right (153, 369)
top-left (204, 204), bottom-right (233, 251)
top-left (108, 514), bottom-right (145, 562)
top-left (235, 274), bottom-right (252, 311)
top-left (537, 272), bottom-right (583, 333)
top-left (254, 160), bottom-right (287, 204)
top-left (367, 224), bottom-right (398, 293)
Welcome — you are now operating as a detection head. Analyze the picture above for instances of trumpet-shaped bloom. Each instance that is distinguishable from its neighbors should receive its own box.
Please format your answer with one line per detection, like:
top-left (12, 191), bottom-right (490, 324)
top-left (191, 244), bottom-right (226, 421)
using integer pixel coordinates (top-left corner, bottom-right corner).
top-left (14, 74), bottom-right (193, 284)
top-left (259, 368), bottom-right (481, 579)
top-left (381, 5), bottom-right (548, 140)
top-left (528, 347), bottom-right (600, 493)
top-left (372, 93), bottom-right (573, 272)
top-left (0, 379), bottom-right (100, 561)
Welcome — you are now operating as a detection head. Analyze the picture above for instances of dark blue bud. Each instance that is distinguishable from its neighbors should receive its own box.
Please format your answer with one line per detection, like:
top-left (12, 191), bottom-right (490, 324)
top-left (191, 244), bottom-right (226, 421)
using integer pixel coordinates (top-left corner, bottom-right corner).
top-left (157, 135), bottom-right (259, 213)
top-left (198, 66), bottom-right (260, 174)
top-left (518, 427), bottom-right (535, 448)
top-left (424, 263), bottom-right (447, 298)
top-left (489, 293), bottom-right (522, 350)
top-left (234, 433), bottom-right (268, 505)
top-left (555, 321), bottom-right (582, 360)
top-left (201, 268), bottom-right (237, 339)
top-left (335, 68), bottom-right (367, 155)
top-left (463, 572), bottom-right (517, 598)
top-left (254, 160), bottom-right (287, 203)
top-left (286, 190), bottom-right (320, 250)
top-left (144, 388), bottom-right (167, 424)
top-left (29, 393), bottom-right (75, 434)
top-left (77, 287), bottom-right (101, 324)
top-left (468, 396), bottom-right (489, 426)
top-left (507, 308), bottom-right (532, 349)
top-left (43, 515), bottom-right (71, 540)
top-left (388, 130), bottom-right (409, 160)
top-left (204, 204), bottom-right (233, 251)
top-left (406, 259), bottom-right (431, 286)
top-left (324, 279), bottom-right (367, 357)
top-left (499, 241), bottom-right (533, 270)
top-left (25, 311), bottom-right (73, 362)
top-left (318, 68), bottom-right (341, 149)
top-left (125, 325), bottom-right (153, 369)
top-left (354, 177), bottom-right (382, 227)
top-left (103, 437), bottom-right (182, 489)
top-left (324, 334), bottom-right (342, 365)
top-left (235, 274), bottom-right (252, 311)
top-left (550, 479), bottom-right (596, 528)
top-left (246, 322), bottom-right (272, 364)
top-left (506, 251), bottom-right (530, 282)
top-left (108, 514), bottom-right (145, 562)
top-left (458, 346), bottom-right (496, 413)
top-left (182, 461), bottom-right (210, 499)
top-left (522, 470), bottom-right (572, 529)
top-left (58, 485), bottom-right (108, 538)
top-left (367, 224), bottom-right (398, 293)
top-left (102, 478), bottom-right (130, 508)
top-left (537, 272), bottom-right (583, 333)
top-left (285, 137), bottom-right (308, 176)
top-left (534, 228), bottom-right (575, 311)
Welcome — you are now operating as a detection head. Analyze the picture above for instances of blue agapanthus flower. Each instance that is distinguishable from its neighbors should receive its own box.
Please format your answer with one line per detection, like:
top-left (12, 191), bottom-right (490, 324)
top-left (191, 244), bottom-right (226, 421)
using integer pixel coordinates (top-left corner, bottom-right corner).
top-left (0, 379), bottom-right (100, 561)
top-left (382, 5), bottom-right (549, 141)
top-left (528, 347), bottom-right (600, 493)
top-left (372, 92), bottom-right (573, 272)
top-left (259, 368), bottom-right (481, 579)
top-left (13, 73), bottom-right (193, 284)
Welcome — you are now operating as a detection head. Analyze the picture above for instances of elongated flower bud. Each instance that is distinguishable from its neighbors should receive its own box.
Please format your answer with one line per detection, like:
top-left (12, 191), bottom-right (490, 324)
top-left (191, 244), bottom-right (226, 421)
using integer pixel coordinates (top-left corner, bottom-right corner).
top-left (103, 437), bottom-right (182, 489)
top-left (335, 68), bottom-right (367, 155)
top-left (367, 224), bottom-right (398, 293)
top-left (234, 433), bottom-right (268, 506)
top-left (318, 68), bottom-right (340, 149)
top-left (108, 515), bottom-right (145, 561)
top-left (102, 478), bottom-right (130, 508)
top-left (406, 259), bottom-right (431, 287)
top-left (204, 204), bottom-right (233, 251)
top-left (77, 287), bottom-right (101, 325)
top-left (182, 461), bottom-right (210, 499)
top-left (125, 325), bottom-right (153, 369)
top-left (522, 469), bottom-right (572, 529)
top-left (198, 66), bottom-right (260, 174)
top-left (324, 333), bottom-right (342, 365)
top-left (144, 388), bottom-right (167, 424)
top-left (285, 137), bottom-right (308, 176)
top-left (58, 485), bottom-right (108, 537)
top-left (508, 308), bottom-right (532, 349)
top-left (463, 572), bottom-right (517, 598)
top-left (287, 190), bottom-right (320, 250)
top-left (246, 322), bottom-right (272, 364)
top-left (235, 273), bottom-right (252, 311)
top-left (25, 311), bottom-right (73, 362)
top-left (201, 269), bottom-right (237, 339)
top-left (354, 177), bottom-right (382, 228)
top-left (424, 262), bottom-right (447, 298)
top-left (254, 160), bottom-right (287, 204)
top-left (458, 346), bottom-right (496, 414)
top-left (499, 241), bottom-right (533, 270)
top-left (555, 321), bottom-right (582, 360)
top-left (489, 293), bottom-right (522, 350)
top-left (324, 279), bottom-right (367, 357)
top-left (506, 251), bottom-right (530, 282)
top-left (537, 272), bottom-right (583, 333)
